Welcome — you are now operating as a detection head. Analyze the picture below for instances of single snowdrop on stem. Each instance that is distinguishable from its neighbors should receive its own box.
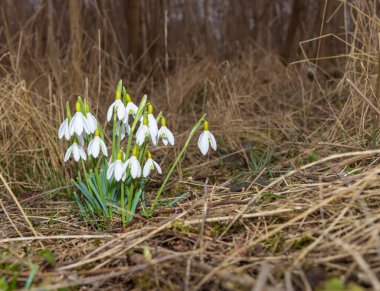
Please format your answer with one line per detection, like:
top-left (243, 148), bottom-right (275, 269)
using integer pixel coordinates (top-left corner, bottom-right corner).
top-left (143, 152), bottom-right (162, 177)
top-left (198, 120), bottom-right (217, 155)
top-left (64, 142), bottom-right (87, 162)
top-left (69, 101), bottom-right (90, 136)
top-left (107, 81), bottom-right (125, 122)
top-left (147, 103), bottom-right (158, 145)
top-left (107, 151), bottom-right (126, 182)
top-left (123, 88), bottom-right (138, 123)
top-left (85, 104), bottom-right (97, 134)
top-left (124, 147), bottom-right (141, 179)
top-left (88, 129), bottom-right (108, 158)
top-left (157, 116), bottom-right (174, 146)
top-left (136, 115), bottom-right (156, 146)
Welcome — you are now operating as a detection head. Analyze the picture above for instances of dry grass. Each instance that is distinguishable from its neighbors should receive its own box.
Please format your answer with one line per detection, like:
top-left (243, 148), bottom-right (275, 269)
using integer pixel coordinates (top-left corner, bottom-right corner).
top-left (1, 1), bottom-right (380, 290)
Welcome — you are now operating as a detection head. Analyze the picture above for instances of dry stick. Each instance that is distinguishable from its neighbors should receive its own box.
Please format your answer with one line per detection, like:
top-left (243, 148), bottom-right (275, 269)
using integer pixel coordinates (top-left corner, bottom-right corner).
top-left (0, 172), bottom-right (43, 247)
top-left (0, 234), bottom-right (113, 244)
top-left (0, 199), bottom-right (24, 238)
top-left (57, 198), bottom-right (206, 271)
top-left (218, 149), bottom-right (380, 239)
top-left (197, 150), bottom-right (380, 289)
top-left (328, 235), bottom-right (380, 291)
top-left (183, 209), bottom-right (296, 226)
top-left (292, 170), bottom-right (372, 266)
top-left (252, 262), bottom-right (272, 291)
top-left (347, 78), bottom-right (380, 117)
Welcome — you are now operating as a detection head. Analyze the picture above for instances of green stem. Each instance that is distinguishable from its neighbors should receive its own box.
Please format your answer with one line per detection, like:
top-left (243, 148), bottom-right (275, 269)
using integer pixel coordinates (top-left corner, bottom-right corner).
top-left (111, 108), bottom-right (117, 161)
top-left (80, 159), bottom-right (92, 195)
top-left (150, 114), bottom-right (206, 210)
top-left (121, 182), bottom-right (125, 226)
top-left (127, 181), bottom-right (134, 222)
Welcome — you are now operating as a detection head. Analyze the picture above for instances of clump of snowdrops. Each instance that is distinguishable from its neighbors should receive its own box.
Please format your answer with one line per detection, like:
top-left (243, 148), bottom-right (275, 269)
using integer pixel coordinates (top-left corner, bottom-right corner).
top-left (58, 81), bottom-right (217, 226)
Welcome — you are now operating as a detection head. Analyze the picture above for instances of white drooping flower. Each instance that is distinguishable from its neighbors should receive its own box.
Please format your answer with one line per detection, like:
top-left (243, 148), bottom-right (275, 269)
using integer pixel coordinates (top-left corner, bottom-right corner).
top-left (64, 142), bottom-right (87, 162)
top-left (124, 147), bottom-right (141, 179)
top-left (143, 152), bottom-right (162, 177)
top-left (198, 120), bottom-right (217, 155)
top-left (123, 92), bottom-right (138, 123)
top-left (69, 101), bottom-right (90, 136)
top-left (147, 104), bottom-right (158, 145)
top-left (107, 84), bottom-right (125, 122)
top-left (58, 118), bottom-right (70, 140)
top-left (88, 129), bottom-right (107, 158)
top-left (136, 116), bottom-right (156, 146)
top-left (157, 117), bottom-right (174, 146)
top-left (116, 121), bottom-right (131, 140)
top-left (85, 104), bottom-right (97, 134)
top-left (107, 152), bottom-right (126, 182)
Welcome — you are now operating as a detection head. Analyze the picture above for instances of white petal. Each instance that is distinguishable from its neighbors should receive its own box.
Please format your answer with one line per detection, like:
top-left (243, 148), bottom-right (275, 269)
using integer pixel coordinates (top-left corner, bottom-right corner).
top-left (81, 114), bottom-right (90, 134)
top-left (153, 160), bottom-right (162, 174)
top-left (107, 103), bottom-right (115, 122)
top-left (130, 157), bottom-right (141, 178)
top-left (87, 139), bottom-right (94, 155)
top-left (100, 139), bottom-right (108, 156)
top-left (58, 119), bottom-right (67, 139)
top-left (136, 126), bottom-right (148, 146)
top-left (73, 144), bottom-right (80, 161)
top-left (87, 113), bottom-right (97, 133)
top-left (148, 114), bottom-right (158, 136)
top-left (74, 114), bottom-right (83, 136)
top-left (209, 132), bottom-right (217, 151)
top-left (79, 145), bottom-right (87, 161)
top-left (92, 138), bottom-right (100, 158)
top-left (143, 160), bottom-right (152, 177)
top-left (107, 162), bottom-right (115, 180)
top-left (114, 161), bottom-right (124, 181)
top-left (116, 100), bottom-right (126, 120)
top-left (198, 132), bottom-right (209, 155)
top-left (165, 128), bottom-right (175, 145)
top-left (64, 145), bottom-right (73, 162)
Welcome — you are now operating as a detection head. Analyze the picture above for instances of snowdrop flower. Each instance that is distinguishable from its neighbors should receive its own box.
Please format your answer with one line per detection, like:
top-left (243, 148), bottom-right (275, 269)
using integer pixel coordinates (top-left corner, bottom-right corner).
top-left (123, 91), bottom-right (138, 123)
top-left (107, 151), bottom-right (126, 182)
top-left (116, 121), bottom-right (130, 140)
top-left (58, 118), bottom-right (70, 140)
top-left (143, 152), bottom-right (162, 177)
top-left (157, 117), bottom-right (174, 146)
top-left (124, 147), bottom-right (141, 179)
top-left (107, 83), bottom-right (125, 122)
top-left (147, 104), bottom-right (158, 144)
top-left (85, 104), bottom-right (97, 134)
top-left (88, 129), bottom-right (107, 158)
top-left (198, 120), bottom-right (217, 155)
top-left (69, 101), bottom-right (90, 136)
top-left (136, 115), bottom-right (156, 146)
top-left (64, 142), bottom-right (86, 162)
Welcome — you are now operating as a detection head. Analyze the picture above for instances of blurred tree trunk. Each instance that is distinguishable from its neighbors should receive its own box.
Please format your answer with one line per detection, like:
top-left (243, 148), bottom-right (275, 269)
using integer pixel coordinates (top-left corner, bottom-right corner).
top-left (125, 0), bottom-right (142, 67)
top-left (69, 0), bottom-right (82, 92)
top-left (280, 0), bottom-right (302, 62)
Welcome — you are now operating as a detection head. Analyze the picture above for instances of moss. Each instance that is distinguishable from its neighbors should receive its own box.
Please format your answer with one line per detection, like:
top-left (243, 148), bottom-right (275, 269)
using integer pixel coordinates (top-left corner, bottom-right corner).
top-left (292, 235), bottom-right (313, 250)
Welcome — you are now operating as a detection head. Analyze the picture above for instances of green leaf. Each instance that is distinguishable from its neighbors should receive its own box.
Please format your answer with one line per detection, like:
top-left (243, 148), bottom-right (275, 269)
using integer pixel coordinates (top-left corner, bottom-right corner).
top-left (167, 192), bottom-right (190, 207)
top-left (40, 249), bottom-right (56, 267)
top-left (127, 189), bottom-right (143, 222)
top-left (24, 263), bottom-right (38, 289)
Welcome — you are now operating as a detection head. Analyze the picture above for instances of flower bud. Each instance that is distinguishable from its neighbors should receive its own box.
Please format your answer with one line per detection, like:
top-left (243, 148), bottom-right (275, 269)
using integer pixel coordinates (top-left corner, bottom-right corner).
top-left (161, 117), bottom-right (166, 127)
top-left (75, 101), bottom-right (81, 113)
top-left (94, 129), bottom-right (100, 137)
top-left (147, 103), bottom-right (154, 114)
top-left (204, 120), bottom-right (209, 131)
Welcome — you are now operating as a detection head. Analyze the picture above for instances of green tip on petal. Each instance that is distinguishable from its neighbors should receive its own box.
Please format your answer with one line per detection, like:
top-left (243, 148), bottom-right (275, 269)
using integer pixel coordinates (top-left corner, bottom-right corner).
top-left (117, 151), bottom-right (123, 160)
top-left (147, 151), bottom-right (152, 159)
top-left (161, 117), bottom-right (166, 127)
top-left (147, 103), bottom-right (154, 114)
top-left (94, 129), bottom-right (100, 136)
top-left (143, 115), bottom-right (148, 125)
top-left (204, 120), bottom-right (209, 131)
top-left (75, 101), bottom-right (81, 112)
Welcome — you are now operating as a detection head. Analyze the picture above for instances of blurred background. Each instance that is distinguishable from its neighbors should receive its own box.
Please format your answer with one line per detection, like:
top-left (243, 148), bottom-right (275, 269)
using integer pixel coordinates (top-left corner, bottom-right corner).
top-left (0, 0), bottom-right (378, 190)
